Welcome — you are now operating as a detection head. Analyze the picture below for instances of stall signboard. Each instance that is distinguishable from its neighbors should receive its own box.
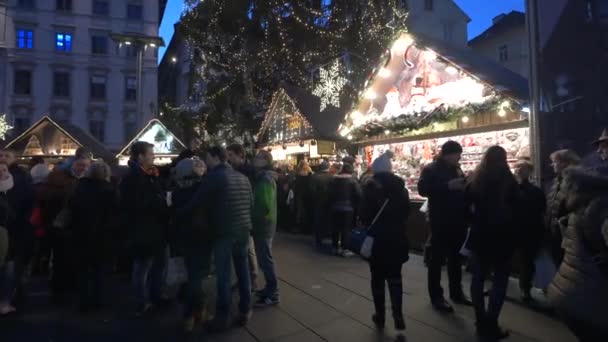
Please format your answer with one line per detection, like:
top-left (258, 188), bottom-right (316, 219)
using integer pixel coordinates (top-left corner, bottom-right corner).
top-left (365, 127), bottom-right (530, 200)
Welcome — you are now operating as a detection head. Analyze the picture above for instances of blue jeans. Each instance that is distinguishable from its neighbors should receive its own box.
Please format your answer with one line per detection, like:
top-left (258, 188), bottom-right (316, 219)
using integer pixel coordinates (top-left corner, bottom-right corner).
top-left (253, 237), bottom-right (278, 298)
top-left (470, 254), bottom-right (511, 325)
top-left (132, 254), bottom-right (165, 306)
top-left (214, 237), bottom-right (251, 320)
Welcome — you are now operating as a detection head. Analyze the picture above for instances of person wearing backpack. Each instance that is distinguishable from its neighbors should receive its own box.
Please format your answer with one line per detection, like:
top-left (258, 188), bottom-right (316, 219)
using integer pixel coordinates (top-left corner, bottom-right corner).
top-left (547, 167), bottom-right (608, 341)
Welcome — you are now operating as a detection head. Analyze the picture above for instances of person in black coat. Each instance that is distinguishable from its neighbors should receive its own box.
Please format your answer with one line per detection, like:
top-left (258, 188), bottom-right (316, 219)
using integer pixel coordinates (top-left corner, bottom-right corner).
top-left (361, 152), bottom-right (409, 333)
top-left (120, 142), bottom-right (169, 315)
top-left (514, 160), bottom-right (546, 303)
top-left (417, 141), bottom-right (471, 312)
top-left (68, 161), bottom-right (118, 312)
top-left (309, 161), bottom-right (333, 248)
top-left (328, 163), bottom-right (362, 256)
top-left (466, 146), bottom-right (521, 340)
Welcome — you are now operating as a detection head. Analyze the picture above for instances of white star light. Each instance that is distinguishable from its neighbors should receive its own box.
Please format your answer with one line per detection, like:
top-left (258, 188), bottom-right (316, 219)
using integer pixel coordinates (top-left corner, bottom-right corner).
top-left (0, 114), bottom-right (13, 140)
top-left (313, 60), bottom-right (347, 112)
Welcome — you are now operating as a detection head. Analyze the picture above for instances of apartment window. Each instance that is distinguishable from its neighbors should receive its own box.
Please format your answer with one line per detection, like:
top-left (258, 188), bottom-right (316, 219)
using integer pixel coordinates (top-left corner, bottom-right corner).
top-left (442, 22), bottom-right (454, 42)
top-left (425, 0), bottom-right (434, 11)
top-left (499, 45), bottom-right (509, 62)
top-left (92, 0), bottom-right (109, 16)
top-left (90, 76), bottom-right (106, 99)
top-left (91, 35), bottom-right (108, 54)
top-left (53, 72), bottom-right (70, 97)
top-left (17, 29), bottom-right (34, 49)
top-left (125, 45), bottom-right (137, 58)
top-left (127, 3), bottom-right (143, 20)
top-left (56, 33), bottom-right (73, 52)
top-left (89, 120), bottom-right (105, 142)
top-left (125, 77), bottom-right (137, 101)
top-left (124, 113), bottom-right (137, 141)
top-left (14, 70), bottom-right (32, 95)
top-left (56, 0), bottom-right (72, 11)
top-left (17, 0), bottom-right (35, 9)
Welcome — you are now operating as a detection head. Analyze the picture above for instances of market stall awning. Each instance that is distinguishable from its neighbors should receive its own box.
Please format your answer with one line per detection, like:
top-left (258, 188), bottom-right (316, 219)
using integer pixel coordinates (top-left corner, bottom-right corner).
top-left (5, 116), bottom-right (111, 159)
top-left (339, 31), bottom-right (530, 141)
top-left (116, 119), bottom-right (186, 158)
top-left (257, 83), bottom-right (344, 145)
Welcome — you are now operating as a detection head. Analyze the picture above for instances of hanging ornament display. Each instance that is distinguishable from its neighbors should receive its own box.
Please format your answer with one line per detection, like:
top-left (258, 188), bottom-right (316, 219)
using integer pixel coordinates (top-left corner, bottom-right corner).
top-left (312, 60), bottom-right (347, 112)
top-left (0, 114), bottom-right (14, 140)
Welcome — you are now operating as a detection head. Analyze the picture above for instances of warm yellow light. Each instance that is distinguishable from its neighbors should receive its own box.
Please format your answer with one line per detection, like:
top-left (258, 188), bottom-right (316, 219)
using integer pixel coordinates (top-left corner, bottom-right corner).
top-left (445, 66), bottom-right (458, 75)
top-left (365, 89), bottom-right (377, 100)
top-left (498, 108), bottom-right (506, 117)
top-left (391, 35), bottom-right (414, 54)
top-left (339, 126), bottom-right (352, 137)
top-left (347, 135), bottom-right (353, 140)
top-left (384, 130), bottom-right (391, 135)
top-left (425, 49), bottom-right (437, 60)
top-left (501, 100), bottom-right (510, 108)
top-left (149, 43), bottom-right (157, 47)
top-left (125, 41), bottom-right (132, 45)
top-left (378, 68), bottom-right (392, 78)
top-left (171, 57), bottom-right (177, 63)
top-left (461, 116), bottom-right (470, 123)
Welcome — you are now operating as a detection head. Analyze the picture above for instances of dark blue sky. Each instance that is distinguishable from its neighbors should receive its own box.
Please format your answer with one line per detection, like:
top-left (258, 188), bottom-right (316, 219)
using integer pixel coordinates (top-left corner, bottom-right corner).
top-left (158, 0), bottom-right (525, 63)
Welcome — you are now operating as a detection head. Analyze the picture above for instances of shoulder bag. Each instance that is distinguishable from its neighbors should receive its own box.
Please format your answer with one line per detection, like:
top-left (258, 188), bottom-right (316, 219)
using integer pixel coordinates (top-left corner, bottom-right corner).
top-left (349, 199), bottom-right (389, 260)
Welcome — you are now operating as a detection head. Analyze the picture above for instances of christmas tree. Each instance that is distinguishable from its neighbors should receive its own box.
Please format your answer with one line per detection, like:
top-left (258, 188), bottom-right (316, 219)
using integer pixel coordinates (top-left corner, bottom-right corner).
top-left (177, 0), bottom-right (408, 138)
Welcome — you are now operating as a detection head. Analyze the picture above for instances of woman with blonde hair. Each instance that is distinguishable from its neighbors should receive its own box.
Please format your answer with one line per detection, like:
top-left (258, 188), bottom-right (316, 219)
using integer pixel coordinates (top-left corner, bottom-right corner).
top-left (68, 161), bottom-right (118, 312)
top-left (547, 149), bottom-right (581, 266)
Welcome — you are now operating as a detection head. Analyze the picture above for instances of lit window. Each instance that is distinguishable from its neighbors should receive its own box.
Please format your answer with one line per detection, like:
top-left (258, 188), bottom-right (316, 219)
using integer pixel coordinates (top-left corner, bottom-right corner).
top-left (125, 77), bottom-right (137, 101)
top-left (499, 45), bottom-right (509, 62)
top-left (56, 33), bottom-right (73, 52)
top-left (127, 3), bottom-right (143, 20)
top-left (17, 29), bottom-right (34, 49)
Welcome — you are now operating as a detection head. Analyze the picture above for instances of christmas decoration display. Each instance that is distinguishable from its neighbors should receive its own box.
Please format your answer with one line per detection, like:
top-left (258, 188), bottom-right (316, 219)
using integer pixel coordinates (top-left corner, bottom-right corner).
top-left (313, 60), bottom-right (347, 111)
top-left (0, 114), bottom-right (13, 140)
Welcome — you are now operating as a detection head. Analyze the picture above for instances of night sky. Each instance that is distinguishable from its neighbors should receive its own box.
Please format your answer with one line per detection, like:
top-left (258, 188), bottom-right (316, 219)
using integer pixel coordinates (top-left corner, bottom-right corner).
top-left (158, 0), bottom-right (526, 63)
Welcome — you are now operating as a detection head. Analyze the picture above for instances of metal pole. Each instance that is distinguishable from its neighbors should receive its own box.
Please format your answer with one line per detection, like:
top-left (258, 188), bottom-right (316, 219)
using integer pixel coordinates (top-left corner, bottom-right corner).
top-left (526, 0), bottom-right (543, 184)
top-left (136, 44), bottom-right (144, 127)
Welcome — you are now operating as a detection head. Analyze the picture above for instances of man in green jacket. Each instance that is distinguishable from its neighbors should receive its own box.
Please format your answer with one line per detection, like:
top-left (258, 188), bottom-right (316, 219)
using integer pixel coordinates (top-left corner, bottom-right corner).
top-left (252, 150), bottom-right (279, 307)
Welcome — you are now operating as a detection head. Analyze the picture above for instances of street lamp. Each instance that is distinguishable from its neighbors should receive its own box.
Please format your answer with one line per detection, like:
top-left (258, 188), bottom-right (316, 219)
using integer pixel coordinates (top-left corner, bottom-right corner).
top-left (111, 33), bottom-right (165, 128)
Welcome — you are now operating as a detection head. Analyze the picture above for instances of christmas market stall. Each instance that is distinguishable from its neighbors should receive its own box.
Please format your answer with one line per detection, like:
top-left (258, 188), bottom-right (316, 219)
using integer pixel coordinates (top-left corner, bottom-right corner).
top-left (257, 84), bottom-right (344, 165)
top-left (116, 118), bottom-right (186, 166)
top-left (4, 115), bottom-right (112, 165)
top-left (339, 32), bottom-right (530, 249)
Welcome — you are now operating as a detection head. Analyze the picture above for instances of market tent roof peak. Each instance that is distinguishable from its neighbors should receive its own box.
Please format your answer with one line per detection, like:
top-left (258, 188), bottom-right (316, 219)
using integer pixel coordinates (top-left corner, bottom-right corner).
top-left (257, 83), bottom-right (345, 144)
top-left (117, 118), bottom-right (187, 158)
top-left (338, 31), bottom-right (529, 138)
top-left (5, 115), bottom-right (111, 159)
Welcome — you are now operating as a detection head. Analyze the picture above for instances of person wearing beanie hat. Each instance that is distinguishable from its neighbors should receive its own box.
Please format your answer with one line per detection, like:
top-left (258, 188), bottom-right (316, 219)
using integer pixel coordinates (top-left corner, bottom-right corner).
top-left (371, 151), bottom-right (394, 174)
top-left (310, 160), bottom-right (334, 248)
top-left (418, 140), bottom-right (471, 313)
top-left (328, 160), bottom-right (362, 257)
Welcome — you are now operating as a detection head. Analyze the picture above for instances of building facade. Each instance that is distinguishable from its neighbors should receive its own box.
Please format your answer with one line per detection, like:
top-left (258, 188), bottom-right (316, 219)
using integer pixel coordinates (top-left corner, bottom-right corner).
top-left (469, 11), bottom-right (528, 79)
top-left (406, 0), bottom-right (470, 47)
top-left (1, 0), bottom-right (166, 150)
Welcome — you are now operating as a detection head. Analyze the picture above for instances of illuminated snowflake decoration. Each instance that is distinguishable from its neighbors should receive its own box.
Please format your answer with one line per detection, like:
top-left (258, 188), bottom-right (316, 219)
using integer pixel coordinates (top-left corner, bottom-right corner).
top-left (313, 60), bottom-right (347, 112)
top-left (0, 114), bottom-right (13, 140)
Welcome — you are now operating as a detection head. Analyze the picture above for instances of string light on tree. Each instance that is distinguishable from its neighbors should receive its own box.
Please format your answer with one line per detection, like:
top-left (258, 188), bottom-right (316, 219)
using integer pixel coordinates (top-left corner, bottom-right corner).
top-left (0, 114), bottom-right (13, 140)
top-left (313, 59), bottom-right (347, 112)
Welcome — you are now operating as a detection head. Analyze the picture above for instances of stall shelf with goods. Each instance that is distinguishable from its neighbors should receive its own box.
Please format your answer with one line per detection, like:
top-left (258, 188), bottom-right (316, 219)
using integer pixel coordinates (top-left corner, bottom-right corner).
top-left (116, 119), bottom-right (186, 166)
top-left (337, 32), bottom-right (530, 249)
top-left (257, 84), bottom-right (344, 165)
top-left (4, 116), bottom-right (112, 166)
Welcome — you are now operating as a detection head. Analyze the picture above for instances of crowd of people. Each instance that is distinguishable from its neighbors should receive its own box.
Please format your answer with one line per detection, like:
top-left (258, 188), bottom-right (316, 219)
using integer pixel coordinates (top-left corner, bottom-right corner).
top-left (0, 129), bottom-right (607, 341)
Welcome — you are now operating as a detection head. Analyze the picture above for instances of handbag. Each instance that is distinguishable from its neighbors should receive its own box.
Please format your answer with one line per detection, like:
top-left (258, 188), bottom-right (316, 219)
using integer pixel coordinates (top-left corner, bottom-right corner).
top-left (349, 199), bottom-right (389, 260)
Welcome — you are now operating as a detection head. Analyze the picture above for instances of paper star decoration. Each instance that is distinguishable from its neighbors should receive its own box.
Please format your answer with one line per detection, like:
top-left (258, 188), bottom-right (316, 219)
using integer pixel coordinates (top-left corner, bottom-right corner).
top-left (313, 60), bottom-right (347, 112)
top-left (0, 114), bottom-right (13, 140)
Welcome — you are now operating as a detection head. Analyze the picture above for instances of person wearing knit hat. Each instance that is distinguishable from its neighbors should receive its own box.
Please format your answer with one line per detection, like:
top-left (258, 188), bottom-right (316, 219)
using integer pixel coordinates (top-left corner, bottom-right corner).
top-left (371, 151), bottom-right (394, 174)
top-left (328, 160), bottom-right (362, 257)
top-left (418, 140), bottom-right (470, 313)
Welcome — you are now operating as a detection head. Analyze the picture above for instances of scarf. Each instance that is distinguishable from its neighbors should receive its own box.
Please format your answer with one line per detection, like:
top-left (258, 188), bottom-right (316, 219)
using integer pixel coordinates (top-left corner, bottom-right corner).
top-left (128, 159), bottom-right (159, 177)
top-left (0, 175), bottom-right (14, 193)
